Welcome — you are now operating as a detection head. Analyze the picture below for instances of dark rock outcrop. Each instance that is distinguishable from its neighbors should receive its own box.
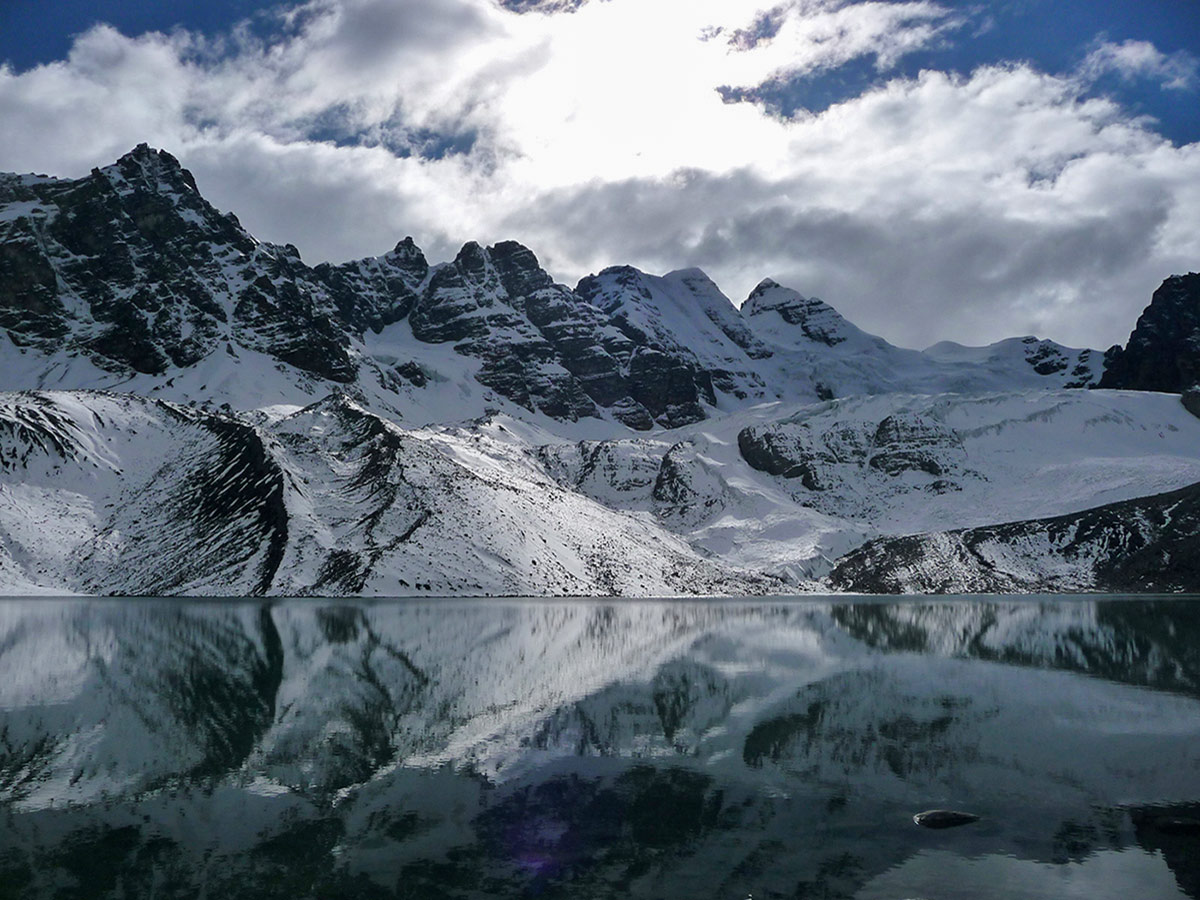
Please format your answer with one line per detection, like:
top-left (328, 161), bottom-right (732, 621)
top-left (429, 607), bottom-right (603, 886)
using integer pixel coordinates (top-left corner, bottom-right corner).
top-left (578, 265), bottom-right (728, 420)
top-left (410, 242), bottom-right (718, 427)
top-left (738, 410), bottom-right (965, 493)
top-left (0, 145), bottom-right (358, 381)
top-left (913, 810), bottom-right (979, 829)
top-left (313, 237), bottom-right (428, 335)
top-left (867, 414), bottom-right (964, 477)
top-left (738, 424), bottom-right (829, 490)
top-left (1183, 388), bottom-right (1200, 419)
top-left (1100, 273), bottom-right (1200, 393)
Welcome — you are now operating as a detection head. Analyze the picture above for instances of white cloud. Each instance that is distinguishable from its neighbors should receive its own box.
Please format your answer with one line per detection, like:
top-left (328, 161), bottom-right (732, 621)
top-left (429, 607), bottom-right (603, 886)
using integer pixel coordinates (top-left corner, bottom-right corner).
top-left (1082, 39), bottom-right (1199, 91)
top-left (723, 0), bottom-right (963, 77)
top-left (0, 0), bottom-right (1196, 350)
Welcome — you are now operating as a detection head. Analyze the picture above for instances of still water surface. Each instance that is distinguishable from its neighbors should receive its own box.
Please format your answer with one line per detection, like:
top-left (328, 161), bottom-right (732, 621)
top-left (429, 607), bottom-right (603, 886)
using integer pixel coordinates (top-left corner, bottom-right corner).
top-left (1, 596), bottom-right (1199, 899)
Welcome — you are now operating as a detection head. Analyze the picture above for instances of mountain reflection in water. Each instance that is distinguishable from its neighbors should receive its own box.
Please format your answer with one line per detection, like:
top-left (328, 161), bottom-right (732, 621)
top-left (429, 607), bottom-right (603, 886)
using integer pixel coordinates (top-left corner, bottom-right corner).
top-left (1, 597), bottom-right (1199, 899)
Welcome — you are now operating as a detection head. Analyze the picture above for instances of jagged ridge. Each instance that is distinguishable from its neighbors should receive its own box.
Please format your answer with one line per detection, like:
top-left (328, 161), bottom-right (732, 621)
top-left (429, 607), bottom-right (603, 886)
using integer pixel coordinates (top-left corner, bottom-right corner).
top-left (1, 145), bottom-right (1106, 432)
top-left (827, 479), bottom-right (1200, 593)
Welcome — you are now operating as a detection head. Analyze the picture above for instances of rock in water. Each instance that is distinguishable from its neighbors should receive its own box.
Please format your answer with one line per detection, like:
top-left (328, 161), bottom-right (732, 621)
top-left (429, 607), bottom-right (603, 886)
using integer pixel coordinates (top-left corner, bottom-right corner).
top-left (913, 809), bottom-right (980, 829)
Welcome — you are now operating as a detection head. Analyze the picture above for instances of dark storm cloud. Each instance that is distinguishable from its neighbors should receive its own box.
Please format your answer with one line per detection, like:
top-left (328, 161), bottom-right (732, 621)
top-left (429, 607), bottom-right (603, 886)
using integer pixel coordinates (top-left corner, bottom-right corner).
top-left (313, 0), bottom-right (495, 66)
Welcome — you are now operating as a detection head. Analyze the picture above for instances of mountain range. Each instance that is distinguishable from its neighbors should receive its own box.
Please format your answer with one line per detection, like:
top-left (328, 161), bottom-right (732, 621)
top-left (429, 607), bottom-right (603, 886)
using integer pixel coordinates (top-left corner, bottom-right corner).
top-left (1, 144), bottom-right (1198, 595)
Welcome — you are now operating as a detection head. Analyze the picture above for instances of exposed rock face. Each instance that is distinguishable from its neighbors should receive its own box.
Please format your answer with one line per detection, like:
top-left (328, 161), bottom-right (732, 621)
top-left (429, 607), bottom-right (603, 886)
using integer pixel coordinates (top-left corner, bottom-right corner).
top-left (651, 440), bottom-right (732, 527)
top-left (827, 480), bottom-right (1200, 594)
top-left (411, 241), bottom-right (710, 427)
top-left (737, 404), bottom-right (969, 512)
top-left (867, 414), bottom-right (965, 478)
top-left (742, 278), bottom-right (853, 346)
top-left (577, 266), bottom-right (731, 417)
top-left (738, 422), bottom-right (834, 490)
top-left (0, 146), bottom-right (1117, 431)
top-left (411, 241), bottom-right (601, 421)
top-left (1100, 273), bottom-right (1200, 392)
top-left (0, 145), bottom-right (360, 382)
top-left (313, 236), bottom-right (428, 334)
top-left (1006, 336), bottom-right (1100, 387)
top-left (1183, 388), bottom-right (1200, 419)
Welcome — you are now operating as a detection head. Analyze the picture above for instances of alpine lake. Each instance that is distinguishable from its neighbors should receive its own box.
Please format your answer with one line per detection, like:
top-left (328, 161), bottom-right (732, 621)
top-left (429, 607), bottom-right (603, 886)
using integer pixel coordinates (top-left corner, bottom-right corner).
top-left (2, 596), bottom-right (1199, 900)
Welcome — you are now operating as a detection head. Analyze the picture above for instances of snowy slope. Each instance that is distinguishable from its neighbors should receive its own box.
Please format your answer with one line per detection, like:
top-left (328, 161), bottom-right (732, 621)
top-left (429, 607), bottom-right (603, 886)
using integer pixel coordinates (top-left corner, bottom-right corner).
top-left (575, 268), bottom-right (1103, 413)
top-left (0, 390), bottom-right (774, 597)
top-left (534, 389), bottom-right (1200, 581)
top-left (3, 386), bottom-right (1197, 595)
top-left (741, 278), bottom-right (1100, 396)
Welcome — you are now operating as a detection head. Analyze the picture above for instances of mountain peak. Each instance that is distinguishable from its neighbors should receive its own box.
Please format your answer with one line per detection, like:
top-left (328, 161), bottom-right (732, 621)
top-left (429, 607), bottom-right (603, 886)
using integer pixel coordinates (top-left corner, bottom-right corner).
top-left (742, 279), bottom-right (856, 347)
top-left (385, 236), bottom-right (429, 273)
top-left (748, 278), bottom-right (781, 298)
top-left (453, 240), bottom-right (493, 277)
top-left (488, 240), bottom-right (555, 296)
top-left (107, 143), bottom-right (199, 195)
top-left (121, 142), bottom-right (159, 161)
top-left (742, 278), bottom-right (811, 317)
top-left (490, 239), bottom-right (537, 260)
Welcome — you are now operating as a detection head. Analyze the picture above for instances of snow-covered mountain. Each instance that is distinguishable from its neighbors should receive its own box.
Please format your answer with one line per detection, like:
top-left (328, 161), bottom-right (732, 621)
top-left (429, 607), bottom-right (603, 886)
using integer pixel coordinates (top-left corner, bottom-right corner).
top-left (0, 390), bottom-right (776, 596)
top-left (0, 145), bottom-right (1197, 595)
top-left (0, 146), bottom-right (1100, 420)
top-left (538, 389), bottom-right (1200, 582)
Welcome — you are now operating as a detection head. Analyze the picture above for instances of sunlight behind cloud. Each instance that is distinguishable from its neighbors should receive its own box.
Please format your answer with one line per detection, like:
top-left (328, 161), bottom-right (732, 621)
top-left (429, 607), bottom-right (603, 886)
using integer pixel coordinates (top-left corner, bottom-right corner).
top-left (0, 0), bottom-right (1196, 349)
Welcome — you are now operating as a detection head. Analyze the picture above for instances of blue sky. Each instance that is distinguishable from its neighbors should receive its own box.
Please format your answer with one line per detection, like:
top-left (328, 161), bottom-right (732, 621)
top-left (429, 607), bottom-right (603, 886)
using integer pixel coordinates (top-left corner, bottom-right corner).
top-left (0, 0), bottom-right (1197, 349)
top-left (728, 0), bottom-right (1200, 145)
top-left (0, 1), bottom-right (270, 68)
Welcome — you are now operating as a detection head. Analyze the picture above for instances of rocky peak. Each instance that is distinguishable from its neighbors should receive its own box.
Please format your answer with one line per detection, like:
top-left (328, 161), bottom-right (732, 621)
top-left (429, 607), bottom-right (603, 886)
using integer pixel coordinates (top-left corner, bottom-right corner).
top-left (742, 279), bottom-right (851, 346)
top-left (743, 280), bottom-right (815, 320)
top-left (453, 240), bottom-right (494, 280)
top-left (489, 240), bottom-right (555, 298)
top-left (577, 264), bottom-right (776, 404)
top-left (105, 144), bottom-right (200, 197)
top-left (577, 266), bottom-right (651, 316)
top-left (745, 277), bottom-right (781, 301)
top-left (1100, 273), bottom-right (1200, 393)
top-left (385, 237), bottom-right (429, 278)
top-left (0, 145), bottom-right (361, 381)
top-left (411, 242), bottom-right (510, 343)
top-left (315, 238), bottom-right (429, 335)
